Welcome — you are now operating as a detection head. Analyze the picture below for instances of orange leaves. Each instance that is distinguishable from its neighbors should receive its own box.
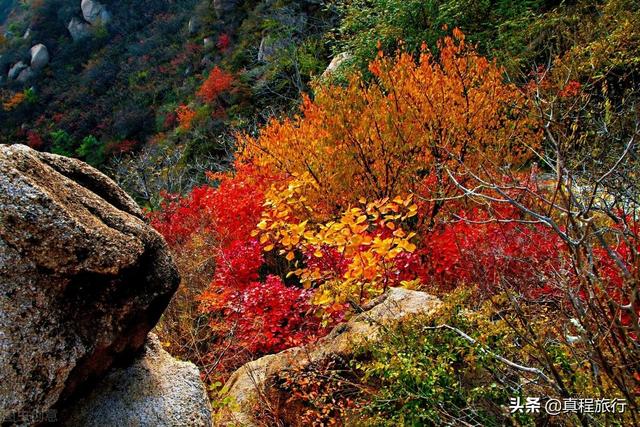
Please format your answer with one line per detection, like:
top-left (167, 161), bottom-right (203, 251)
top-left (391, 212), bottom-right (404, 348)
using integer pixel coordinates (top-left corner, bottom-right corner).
top-left (254, 181), bottom-right (421, 311)
top-left (176, 104), bottom-right (196, 130)
top-left (2, 92), bottom-right (25, 111)
top-left (240, 30), bottom-right (539, 213)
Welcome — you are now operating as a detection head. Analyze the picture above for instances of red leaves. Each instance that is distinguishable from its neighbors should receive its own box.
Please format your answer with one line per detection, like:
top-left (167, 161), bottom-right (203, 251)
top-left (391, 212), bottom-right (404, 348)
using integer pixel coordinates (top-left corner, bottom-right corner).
top-left (423, 206), bottom-right (565, 296)
top-left (217, 33), bottom-right (231, 52)
top-left (151, 163), bottom-right (319, 357)
top-left (226, 275), bottom-right (318, 353)
top-left (26, 131), bottom-right (44, 150)
top-left (197, 66), bottom-right (234, 104)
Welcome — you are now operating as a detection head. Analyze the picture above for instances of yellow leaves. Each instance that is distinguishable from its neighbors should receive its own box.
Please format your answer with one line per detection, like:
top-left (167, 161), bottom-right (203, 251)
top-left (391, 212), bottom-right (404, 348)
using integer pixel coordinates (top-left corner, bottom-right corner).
top-left (397, 240), bottom-right (417, 253)
top-left (254, 184), bottom-right (422, 310)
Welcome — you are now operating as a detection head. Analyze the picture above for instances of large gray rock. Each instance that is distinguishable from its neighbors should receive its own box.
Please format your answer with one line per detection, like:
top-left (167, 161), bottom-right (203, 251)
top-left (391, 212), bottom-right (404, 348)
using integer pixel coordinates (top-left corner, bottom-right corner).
top-left (216, 288), bottom-right (442, 426)
top-left (30, 43), bottom-right (50, 70)
top-left (62, 334), bottom-right (213, 427)
top-left (7, 61), bottom-right (27, 80)
top-left (0, 145), bottom-right (180, 424)
top-left (16, 66), bottom-right (35, 83)
top-left (81, 0), bottom-right (110, 25)
top-left (68, 17), bottom-right (91, 41)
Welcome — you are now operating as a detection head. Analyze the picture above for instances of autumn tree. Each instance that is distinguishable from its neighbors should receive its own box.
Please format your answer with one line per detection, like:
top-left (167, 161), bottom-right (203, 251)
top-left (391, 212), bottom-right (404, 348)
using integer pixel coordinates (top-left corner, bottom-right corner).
top-left (197, 66), bottom-right (234, 104)
top-left (240, 30), bottom-right (539, 218)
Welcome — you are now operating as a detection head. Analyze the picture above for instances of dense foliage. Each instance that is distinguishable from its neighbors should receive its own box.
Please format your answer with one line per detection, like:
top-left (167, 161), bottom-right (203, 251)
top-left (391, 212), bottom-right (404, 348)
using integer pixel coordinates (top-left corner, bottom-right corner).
top-left (3, 0), bottom-right (640, 424)
top-left (150, 21), bottom-right (640, 423)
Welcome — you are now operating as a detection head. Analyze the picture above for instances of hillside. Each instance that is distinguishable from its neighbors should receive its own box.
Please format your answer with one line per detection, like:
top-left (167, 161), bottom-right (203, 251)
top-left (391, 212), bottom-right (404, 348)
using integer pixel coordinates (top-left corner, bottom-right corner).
top-left (1, 0), bottom-right (640, 425)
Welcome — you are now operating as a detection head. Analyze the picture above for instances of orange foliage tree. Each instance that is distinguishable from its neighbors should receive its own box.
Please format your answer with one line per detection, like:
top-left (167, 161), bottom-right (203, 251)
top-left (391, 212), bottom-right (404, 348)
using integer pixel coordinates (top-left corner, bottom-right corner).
top-left (240, 30), bottom-right (539, 217)
top-left (176, 104), bottom-right (196, 130)
top-left (197, 66), bottom-right (234, 104)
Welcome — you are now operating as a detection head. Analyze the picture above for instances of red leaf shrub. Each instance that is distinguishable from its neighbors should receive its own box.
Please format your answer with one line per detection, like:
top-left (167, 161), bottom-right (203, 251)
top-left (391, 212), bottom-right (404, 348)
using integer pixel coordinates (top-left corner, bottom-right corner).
top-left (217, 33), bottom-right (231, 51)
top-left (197, 66), bottom-right (234, 103)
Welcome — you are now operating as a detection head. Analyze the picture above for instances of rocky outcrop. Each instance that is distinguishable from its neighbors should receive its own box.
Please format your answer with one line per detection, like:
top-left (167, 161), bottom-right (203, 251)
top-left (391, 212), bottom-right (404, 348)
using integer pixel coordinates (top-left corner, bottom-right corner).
top-left (62, 334), bottom-right (213, 427)
top-left (16, 66), bottom-right (35, 83)
top-left (29, 43), bottom-right (49, 70)
top-left (322, 52), bottom-right (352, 78)
top-left (68, 17), bottom-right (91, 41)
top-left (216, 288), bottom-right (442, 426)
top-left (7, 60), bottom-right (27, 80)
top-left (81, 0), bottom-right (110, 25)
top-left (0, 145), bottom-right (180, 424)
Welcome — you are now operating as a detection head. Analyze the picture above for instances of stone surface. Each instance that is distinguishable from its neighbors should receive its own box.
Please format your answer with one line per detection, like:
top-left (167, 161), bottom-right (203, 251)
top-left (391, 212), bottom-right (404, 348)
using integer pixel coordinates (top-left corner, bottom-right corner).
top-left (81, 0), bottom-right (110, 25)
top-left (7, 60), bottom-right (27, 80)
top-left (0, 145), bottom-right (180, 424)
top-left (257, 36), bottom-right (286, 62)
top-left (322, 52), bottom-right (352, 78)
top-left (68, 17), bottom-right (91, 41)
top-left (216, 288), bottom-right (442, 426)
top-left (62, 334), bottom-right (213, 427)
top-left (30, 43), bottom-right (49, 70)
top-left (15, 66), bottom-right (34, 83)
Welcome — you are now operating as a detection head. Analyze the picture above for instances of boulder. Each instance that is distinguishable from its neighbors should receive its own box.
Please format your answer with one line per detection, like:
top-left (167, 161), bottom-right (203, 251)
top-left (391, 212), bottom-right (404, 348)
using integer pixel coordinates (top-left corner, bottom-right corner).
top-left (216, 288), bottom-right (442, 426)
top-left (30, 43), bottom-right (49, 70)
top-left (0, 145), bottom-right (180, 424)
top-left (62, 334), bottom-right (213, 427)
top-left (7, 61), bottom-right (27, 80)
top-left (81, 0), bottom-right (110, 25)
top-left (322, 52), bottom-right (352, 78)
top-left (68, 17), bottom-right (91, 41)
top-left (16, 66), bottom-right (35, 83)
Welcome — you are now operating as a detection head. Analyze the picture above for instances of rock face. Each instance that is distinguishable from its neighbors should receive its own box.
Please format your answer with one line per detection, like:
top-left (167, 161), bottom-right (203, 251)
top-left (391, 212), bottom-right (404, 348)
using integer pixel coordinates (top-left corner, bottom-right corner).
top-left (0, 145), bottom-right (180, 424)
top-left (68, 17), bottom-right (91, 41)
top-left (216, 288), bottom-right (442, 426)
top-left (81, 0), bottom-right (110, 25)
top-left (7, 60), bottom-right (27, 80)
top-left (15, 66), bottom-right (34, 83)
top-left (257, 36), bottom-right (286, 62)
top-left (322, 52), bottom-right (352, 78)
top-left (30, 43), bottom-right (49, 70)
top-left (62, 334), bottom-right (213, 427)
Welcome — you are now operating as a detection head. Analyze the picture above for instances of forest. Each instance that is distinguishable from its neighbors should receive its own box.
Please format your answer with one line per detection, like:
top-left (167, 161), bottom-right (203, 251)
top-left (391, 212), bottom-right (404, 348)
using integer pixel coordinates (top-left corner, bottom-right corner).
top-left (1, 0), bottom-right (640, 425)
